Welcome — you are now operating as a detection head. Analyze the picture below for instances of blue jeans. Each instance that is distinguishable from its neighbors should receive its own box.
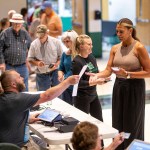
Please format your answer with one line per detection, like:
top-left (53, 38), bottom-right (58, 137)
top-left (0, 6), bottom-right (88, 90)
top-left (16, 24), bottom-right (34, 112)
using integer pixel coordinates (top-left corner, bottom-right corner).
top-left (36, 69), bottom-right (59, 91)
top-left (6, 64), bottom-right (29, 91)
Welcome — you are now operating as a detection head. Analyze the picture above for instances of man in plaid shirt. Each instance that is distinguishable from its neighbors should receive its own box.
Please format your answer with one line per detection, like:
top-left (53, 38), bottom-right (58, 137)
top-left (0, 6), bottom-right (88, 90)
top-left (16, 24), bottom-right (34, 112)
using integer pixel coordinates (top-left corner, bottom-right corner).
top-left (0, 13), bottom-right (31, 91)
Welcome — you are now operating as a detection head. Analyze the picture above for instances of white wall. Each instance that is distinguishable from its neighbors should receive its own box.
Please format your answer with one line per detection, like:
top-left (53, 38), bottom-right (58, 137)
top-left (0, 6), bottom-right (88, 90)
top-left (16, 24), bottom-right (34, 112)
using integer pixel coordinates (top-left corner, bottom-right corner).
top-left (108, 0), bottom-right (136, 25)
top-left (0, 0), bottom-right (26, 19)
top-left (88, 0), bottom-right (102, 32)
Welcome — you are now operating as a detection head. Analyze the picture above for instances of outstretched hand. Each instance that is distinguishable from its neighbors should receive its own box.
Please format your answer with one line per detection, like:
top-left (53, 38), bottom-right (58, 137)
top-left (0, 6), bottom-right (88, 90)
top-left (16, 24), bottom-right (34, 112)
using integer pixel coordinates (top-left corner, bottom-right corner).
top-left (110, 132), bottom-right (124, 150)
top-left (85, 72), bottom-right (98, 82)
top-left (112, 67), bottom-right (127, 78)
top-left (67, 75), bottom-right (80, 85)
top-left (104, 132), bottom-right (124, 150)
top-left (86, 72), bottom-right (105, 85)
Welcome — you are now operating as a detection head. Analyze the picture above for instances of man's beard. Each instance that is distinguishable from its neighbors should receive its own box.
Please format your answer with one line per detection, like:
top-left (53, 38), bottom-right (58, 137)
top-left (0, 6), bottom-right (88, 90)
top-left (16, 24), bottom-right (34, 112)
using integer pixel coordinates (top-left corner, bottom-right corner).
top-left (16, 82), bottom-right (26, 92)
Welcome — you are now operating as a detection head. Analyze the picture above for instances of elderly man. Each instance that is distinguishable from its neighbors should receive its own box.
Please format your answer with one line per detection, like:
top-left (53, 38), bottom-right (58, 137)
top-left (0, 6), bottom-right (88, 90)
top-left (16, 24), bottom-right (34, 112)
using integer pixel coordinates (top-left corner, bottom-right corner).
top-left (0, 70), bottom-right (79, 149)
top-left (40, 1), bottom-right (62, 38)
top-left (28, 24), bottom-right (62, 91)
top-left (0, 13), bottom-right (31, 91)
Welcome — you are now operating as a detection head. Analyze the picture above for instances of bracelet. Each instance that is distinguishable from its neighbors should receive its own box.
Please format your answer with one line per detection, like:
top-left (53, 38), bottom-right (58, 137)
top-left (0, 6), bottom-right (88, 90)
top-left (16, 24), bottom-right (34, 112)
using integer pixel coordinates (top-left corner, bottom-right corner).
top-left (125, 71), bottom-right (131, 79)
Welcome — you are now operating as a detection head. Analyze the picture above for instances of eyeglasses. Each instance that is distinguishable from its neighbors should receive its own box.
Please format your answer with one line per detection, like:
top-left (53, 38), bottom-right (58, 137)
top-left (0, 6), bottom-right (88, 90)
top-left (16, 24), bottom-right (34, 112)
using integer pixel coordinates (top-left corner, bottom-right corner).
top-left (13, 23), bottom-right (22, 26)
top-left (63, 40), bottom-right (70, 43)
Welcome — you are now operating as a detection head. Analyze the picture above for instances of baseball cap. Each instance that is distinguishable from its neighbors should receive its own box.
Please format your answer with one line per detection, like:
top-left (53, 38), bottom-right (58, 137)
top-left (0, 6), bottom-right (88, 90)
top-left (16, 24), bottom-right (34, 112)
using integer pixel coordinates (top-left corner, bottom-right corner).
top-left (36, 24), bottom-right (49, 38)
top-left (41, 1), bottom-right (52, 10)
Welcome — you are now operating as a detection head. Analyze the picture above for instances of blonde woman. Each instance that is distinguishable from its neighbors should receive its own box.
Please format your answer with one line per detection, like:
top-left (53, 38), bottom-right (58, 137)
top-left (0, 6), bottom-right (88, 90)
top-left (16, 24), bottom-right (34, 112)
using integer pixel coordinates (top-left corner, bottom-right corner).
top-left (58, 30), bottom-right (78, 105)
top-left (72, 34), bottom-right (105, 121)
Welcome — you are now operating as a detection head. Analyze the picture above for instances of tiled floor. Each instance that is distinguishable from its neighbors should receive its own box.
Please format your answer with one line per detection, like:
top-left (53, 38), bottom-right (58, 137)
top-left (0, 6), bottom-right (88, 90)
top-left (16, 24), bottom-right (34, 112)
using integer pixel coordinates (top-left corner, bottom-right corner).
top-left (28, 52), bottom-right (150, 149)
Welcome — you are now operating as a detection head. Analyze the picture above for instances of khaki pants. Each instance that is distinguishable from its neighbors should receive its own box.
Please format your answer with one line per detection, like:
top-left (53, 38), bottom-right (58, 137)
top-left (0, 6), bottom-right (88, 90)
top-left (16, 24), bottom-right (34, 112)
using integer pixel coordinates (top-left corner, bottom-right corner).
top-left (21, 137), bottom-right (48, 150)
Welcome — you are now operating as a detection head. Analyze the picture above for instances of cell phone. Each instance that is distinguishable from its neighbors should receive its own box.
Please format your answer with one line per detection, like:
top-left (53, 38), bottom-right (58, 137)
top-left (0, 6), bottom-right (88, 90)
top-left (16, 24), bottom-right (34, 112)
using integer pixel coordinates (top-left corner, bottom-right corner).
top-left (111, 67), bottom-right (120, 71)
top-left (121, 132), bottom-right (131, 139)
top-left (49, 64), bottom-right (54, 68)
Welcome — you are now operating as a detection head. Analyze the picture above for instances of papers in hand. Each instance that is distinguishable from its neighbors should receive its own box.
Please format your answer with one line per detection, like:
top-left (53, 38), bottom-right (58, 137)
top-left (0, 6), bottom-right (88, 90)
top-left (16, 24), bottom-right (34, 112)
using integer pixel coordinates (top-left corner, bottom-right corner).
top-left (38, 65), bottom-right (50, 73)
top-left (72, 65), bottom-right (88, 96)
top-left (111, 67), bottom-right (120, 71)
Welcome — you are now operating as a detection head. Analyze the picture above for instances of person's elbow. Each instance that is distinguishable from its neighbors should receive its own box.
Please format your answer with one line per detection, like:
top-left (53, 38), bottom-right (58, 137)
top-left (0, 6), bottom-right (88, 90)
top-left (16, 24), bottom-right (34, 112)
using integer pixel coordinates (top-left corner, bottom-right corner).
top-left (143, 67), bottom-right (150, 78)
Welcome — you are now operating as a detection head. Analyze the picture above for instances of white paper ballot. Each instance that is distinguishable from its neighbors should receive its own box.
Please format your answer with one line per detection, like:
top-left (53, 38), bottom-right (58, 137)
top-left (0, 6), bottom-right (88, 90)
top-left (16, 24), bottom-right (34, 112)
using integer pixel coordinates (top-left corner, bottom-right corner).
top-left (72, 83), bottom-right (78, 97)
top-left (78, 65), bottom-right (88, 79)
top-left (72, 65), bottom-right (88, 96)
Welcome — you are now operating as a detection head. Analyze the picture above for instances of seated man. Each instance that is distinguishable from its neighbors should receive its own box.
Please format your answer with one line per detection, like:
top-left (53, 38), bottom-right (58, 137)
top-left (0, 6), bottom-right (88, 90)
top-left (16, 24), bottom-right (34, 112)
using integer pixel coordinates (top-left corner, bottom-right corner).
top-left (71, 121), bottom-right (124, 150)
top-left (27, 112), bottom-right (47, 149)
top-left (0, 70), bottom-right (79, 149)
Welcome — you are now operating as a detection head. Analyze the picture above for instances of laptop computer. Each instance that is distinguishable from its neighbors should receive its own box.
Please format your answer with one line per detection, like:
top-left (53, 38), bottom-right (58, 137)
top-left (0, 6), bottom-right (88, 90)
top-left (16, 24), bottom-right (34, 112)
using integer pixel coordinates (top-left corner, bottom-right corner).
top-left (127, 139), bottom-right (150, 150)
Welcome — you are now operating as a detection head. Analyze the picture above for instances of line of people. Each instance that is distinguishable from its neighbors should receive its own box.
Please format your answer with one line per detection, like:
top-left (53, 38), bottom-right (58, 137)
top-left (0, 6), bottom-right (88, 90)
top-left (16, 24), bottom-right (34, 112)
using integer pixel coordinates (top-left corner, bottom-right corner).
top-left (0, 3), bottom-right (150, 150)
top-left (0, 1), bottom-right (63, 93)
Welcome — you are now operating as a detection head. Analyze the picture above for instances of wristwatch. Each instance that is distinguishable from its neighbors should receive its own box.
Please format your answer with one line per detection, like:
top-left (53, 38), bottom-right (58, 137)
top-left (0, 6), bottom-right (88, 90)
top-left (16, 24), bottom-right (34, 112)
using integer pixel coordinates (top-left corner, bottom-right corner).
top-left (126, 71), bottom-right (131, 79)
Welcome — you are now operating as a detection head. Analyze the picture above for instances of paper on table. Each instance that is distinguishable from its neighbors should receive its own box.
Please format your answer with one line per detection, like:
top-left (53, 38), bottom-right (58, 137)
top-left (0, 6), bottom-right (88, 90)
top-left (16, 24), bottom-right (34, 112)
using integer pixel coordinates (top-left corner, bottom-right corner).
top-left (72, 65), bottom-right (88, 96)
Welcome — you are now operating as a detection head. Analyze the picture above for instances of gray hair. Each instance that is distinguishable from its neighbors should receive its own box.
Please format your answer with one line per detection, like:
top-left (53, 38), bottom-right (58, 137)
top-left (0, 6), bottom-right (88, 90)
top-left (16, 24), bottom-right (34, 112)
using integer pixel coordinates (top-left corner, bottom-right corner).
top-left (61, 30), bottom-right (79, 58)
top-left (61, 30), bottom-right (78, 44)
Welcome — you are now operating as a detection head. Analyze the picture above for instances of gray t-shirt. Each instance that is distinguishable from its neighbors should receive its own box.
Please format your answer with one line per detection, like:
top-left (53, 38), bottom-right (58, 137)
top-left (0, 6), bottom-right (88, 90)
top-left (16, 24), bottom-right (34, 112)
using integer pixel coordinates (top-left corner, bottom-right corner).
top-left (0, 92), bottom-right (40, 147)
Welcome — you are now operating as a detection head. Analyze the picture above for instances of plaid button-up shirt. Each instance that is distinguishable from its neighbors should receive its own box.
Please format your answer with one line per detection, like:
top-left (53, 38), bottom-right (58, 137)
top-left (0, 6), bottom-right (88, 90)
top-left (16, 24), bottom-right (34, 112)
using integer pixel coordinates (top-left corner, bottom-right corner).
top-left (0, 27), bottom-right (31, 65)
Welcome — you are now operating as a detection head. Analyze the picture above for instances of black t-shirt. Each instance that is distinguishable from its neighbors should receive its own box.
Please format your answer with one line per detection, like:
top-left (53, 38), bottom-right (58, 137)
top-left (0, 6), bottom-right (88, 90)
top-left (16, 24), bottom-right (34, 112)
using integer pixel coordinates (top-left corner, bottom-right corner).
top-left (72, 54), bottom-right (99, 95)
top-left (0, 92), bottom-right (40, 147)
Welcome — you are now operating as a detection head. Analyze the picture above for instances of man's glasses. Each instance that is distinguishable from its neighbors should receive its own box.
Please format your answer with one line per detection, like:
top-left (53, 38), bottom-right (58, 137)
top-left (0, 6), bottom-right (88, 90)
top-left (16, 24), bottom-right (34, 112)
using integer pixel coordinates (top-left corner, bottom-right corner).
top-left (13, 23), bottom-right (22, 26)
